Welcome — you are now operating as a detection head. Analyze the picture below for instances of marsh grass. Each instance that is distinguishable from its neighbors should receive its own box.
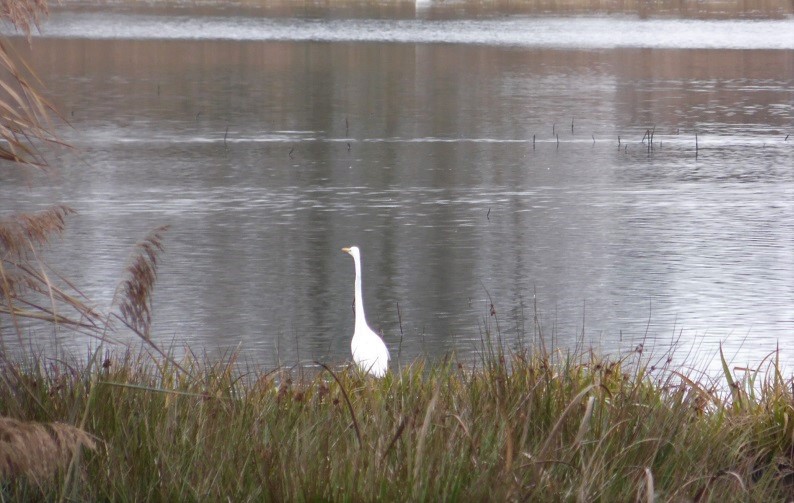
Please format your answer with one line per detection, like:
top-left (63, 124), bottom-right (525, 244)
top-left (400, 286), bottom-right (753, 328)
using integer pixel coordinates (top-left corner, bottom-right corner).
top-left (2, 339), bottom-right (794, 501)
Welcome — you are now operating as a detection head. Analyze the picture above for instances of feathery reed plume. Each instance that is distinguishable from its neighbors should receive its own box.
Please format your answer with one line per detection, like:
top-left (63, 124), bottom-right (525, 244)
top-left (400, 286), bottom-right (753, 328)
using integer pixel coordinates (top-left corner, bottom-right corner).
top-left (0, 416), bottom-right (96, 484)
top-left (117, 225), bottom-right (170, 339)
top-left (0, 205), bottom-right (75, 258)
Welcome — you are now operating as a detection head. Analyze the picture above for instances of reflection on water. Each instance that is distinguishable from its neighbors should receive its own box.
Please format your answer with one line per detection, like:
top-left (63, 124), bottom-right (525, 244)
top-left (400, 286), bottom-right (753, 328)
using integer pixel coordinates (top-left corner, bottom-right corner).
top-left (22, 11), bottom-right (794, 50)
top-left (1, 14), bottom-right (793, 371)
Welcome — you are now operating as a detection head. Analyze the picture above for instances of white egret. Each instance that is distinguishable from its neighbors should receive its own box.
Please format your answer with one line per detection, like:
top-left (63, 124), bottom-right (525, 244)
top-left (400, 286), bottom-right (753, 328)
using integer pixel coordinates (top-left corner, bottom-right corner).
top-left (341, 246), bottom-right (390, 377)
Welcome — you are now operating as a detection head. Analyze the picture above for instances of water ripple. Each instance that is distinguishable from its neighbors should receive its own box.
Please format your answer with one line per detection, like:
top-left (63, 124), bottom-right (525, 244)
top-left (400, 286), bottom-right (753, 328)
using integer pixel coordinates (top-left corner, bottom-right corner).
top-left (15, 12), bottom-right (794, 50)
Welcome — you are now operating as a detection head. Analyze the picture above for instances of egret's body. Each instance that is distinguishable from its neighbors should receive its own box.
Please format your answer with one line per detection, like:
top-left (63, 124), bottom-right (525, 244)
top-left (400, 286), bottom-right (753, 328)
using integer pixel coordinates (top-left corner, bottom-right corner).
top-left (342, 246), bottom-right (390, 377)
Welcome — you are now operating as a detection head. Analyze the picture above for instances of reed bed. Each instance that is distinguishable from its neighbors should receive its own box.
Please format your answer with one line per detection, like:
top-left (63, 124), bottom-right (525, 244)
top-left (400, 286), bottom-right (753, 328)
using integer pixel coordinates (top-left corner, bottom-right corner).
top-left (2, 341), bottom-right (794, 501)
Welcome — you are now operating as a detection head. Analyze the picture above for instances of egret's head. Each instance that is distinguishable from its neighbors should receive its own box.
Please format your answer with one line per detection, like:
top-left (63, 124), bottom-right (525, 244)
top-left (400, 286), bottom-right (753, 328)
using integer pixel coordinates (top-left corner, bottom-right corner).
top-left (341, 246), bottom-right (360, 260)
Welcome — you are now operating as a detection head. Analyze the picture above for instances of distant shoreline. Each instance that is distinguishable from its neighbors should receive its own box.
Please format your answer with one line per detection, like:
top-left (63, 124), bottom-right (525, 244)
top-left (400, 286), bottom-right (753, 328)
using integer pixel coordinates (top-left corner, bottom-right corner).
top-left (54, 0), bottom-right (794, 20)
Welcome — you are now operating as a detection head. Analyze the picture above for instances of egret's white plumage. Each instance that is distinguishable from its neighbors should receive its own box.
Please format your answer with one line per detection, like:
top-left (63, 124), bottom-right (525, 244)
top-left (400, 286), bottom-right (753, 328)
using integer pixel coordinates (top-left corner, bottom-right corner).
top-left (342, 246), bottom-right (390, 377)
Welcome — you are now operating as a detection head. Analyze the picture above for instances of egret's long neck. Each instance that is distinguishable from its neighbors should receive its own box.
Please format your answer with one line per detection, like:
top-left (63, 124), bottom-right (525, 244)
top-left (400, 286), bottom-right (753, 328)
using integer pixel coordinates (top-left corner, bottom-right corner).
top-left (353, 255), bottom-right (368, 330)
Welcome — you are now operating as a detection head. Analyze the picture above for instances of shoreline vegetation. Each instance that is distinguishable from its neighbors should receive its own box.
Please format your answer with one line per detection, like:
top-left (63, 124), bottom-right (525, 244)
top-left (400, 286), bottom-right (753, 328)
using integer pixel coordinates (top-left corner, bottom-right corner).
top-left (4, 342), bottom-right (794, 500)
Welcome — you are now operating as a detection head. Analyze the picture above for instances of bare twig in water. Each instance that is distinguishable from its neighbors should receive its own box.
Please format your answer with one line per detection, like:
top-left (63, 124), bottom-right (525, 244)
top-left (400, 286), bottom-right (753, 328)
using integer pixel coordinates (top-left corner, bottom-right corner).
top-left (695, 132), bottom-right (699, 158)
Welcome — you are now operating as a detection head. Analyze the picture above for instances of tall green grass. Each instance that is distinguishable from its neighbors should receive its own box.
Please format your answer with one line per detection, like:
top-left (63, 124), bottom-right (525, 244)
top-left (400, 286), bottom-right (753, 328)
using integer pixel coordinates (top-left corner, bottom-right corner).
top-left (2, 340), bottom-right (794, 501)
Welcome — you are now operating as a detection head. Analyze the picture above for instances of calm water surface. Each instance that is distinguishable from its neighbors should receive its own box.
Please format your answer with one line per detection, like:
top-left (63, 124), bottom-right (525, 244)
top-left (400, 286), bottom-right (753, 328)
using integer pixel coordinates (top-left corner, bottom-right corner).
top-left (2, 9), bottom-right (793, 371)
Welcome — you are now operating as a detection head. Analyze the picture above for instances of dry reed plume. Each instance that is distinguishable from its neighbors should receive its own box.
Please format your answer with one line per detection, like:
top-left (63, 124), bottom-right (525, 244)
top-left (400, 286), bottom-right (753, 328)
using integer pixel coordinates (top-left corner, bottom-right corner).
top-left (0, 416), bottom-right (96, 484)
top-left (0, 204), bottom-right (74, 257)
top-left (117, 225), bottom-right (170, 339)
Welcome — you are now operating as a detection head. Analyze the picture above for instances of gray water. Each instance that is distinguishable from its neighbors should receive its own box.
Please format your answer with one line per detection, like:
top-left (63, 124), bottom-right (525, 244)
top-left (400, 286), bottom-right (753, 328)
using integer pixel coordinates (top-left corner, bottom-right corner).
top-left (2, 8), bottom-right (793, 371)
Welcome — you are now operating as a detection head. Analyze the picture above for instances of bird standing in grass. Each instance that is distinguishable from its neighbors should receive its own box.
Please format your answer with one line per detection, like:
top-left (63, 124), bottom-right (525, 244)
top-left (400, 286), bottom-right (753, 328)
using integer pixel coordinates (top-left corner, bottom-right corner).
top-left (342, 246), bottom-right (390, 377)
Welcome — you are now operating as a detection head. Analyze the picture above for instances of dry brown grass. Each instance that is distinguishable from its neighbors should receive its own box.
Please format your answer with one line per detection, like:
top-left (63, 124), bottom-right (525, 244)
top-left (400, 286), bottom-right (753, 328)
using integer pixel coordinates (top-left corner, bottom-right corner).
top-left (0, 204), bottom-right (74, 257)
top-left (0, 416), bottom-right (96, 485)
top-left (0, 0), bottom-right (60, 169)
top-left (0, 37), bottom-right (61, 167)
top-left (0, 0), bottom-right (97, 347)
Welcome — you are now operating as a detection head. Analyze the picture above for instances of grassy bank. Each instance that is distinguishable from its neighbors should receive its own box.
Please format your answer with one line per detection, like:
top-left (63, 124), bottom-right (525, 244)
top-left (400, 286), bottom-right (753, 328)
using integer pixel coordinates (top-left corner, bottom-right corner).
top-left (2, 342), bottom-right (794, 501)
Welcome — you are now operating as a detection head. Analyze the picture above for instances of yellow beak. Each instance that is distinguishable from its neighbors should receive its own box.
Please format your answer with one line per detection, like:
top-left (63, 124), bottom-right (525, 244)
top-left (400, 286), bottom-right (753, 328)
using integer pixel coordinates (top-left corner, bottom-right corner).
top-left (341, 247), bottom-right (351, 253)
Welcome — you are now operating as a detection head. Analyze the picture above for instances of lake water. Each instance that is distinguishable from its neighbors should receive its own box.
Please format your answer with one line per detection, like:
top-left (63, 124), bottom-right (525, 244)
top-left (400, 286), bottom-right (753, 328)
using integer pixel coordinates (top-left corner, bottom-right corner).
top-left (2, 7), bottom-right (793, 372)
